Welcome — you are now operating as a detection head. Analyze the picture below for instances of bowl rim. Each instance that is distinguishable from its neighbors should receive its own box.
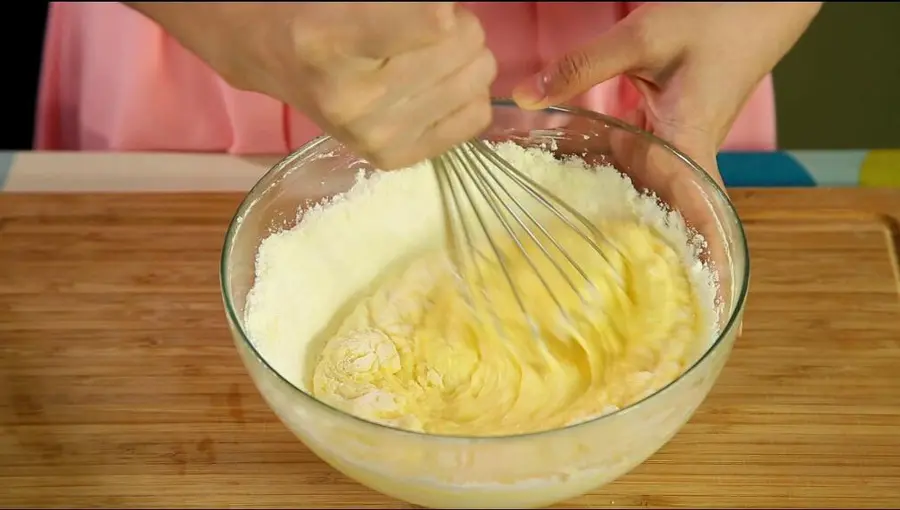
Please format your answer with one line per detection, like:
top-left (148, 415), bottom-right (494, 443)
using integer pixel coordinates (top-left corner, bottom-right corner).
top-left (219, 98), bottom-right (750, 442)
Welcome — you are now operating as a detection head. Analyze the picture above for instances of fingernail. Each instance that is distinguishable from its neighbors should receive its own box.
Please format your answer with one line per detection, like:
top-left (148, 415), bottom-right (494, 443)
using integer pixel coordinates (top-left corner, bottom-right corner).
top-left (513, 72), bottom-right (549, 109)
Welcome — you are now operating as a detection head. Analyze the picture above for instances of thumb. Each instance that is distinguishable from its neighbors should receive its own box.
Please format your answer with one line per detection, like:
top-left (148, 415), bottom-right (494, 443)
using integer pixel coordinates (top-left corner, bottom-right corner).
top-left (663, 130), bottom-right (724, 191)
top-left (512, 23), bottom-right (641, 110)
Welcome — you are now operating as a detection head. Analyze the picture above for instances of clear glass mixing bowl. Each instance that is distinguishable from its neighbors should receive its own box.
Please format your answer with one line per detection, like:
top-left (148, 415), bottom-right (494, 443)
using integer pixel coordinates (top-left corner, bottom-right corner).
top-left (220, 99), bottom-right (749, 509)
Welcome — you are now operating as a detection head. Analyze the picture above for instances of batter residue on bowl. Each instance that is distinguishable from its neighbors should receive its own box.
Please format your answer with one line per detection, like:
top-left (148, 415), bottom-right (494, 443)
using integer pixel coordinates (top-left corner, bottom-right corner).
top-left (244, 141), bottom-right (719, 437)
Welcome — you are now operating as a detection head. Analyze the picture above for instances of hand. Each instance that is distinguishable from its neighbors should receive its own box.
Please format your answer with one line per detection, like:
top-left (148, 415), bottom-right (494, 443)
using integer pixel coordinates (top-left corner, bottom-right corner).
top-left (512, 3), bottom-right (820, 337)
top-left (512, 2), bottom-right (822, 187)
top-left (128, 2), bottom-right (497, 170)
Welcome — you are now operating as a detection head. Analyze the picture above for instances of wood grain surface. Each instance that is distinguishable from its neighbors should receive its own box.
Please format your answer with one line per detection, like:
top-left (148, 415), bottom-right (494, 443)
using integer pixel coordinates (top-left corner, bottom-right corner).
top-left (1, 189), bottom-right (899, 508)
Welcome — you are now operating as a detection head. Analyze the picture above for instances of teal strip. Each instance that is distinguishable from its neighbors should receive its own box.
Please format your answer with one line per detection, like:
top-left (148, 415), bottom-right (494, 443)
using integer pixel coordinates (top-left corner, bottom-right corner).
top-left (0, 152), bottom-right (15, 191)
top-left (787, 150), bottom-right (866, 186)
top-left (717, 151), bottom-right (816, 187)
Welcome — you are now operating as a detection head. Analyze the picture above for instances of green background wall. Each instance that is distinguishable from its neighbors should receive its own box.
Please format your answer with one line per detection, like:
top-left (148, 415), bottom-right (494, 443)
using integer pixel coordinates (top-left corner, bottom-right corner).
top-left (773, 2), bottom-right (900, 149)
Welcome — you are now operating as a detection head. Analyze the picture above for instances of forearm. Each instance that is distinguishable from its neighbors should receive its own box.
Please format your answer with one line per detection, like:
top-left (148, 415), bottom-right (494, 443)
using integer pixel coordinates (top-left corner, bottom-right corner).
top-left (124, 2), bottom-right (228, 37)
top-left (717, 2), bottom-right (822, 81)
top-left (123, 2), bottom-right (272, 89)
top-left (745, 2), bottom-right (822, 64)
top-left (675, 2), bottom-right (822, 142)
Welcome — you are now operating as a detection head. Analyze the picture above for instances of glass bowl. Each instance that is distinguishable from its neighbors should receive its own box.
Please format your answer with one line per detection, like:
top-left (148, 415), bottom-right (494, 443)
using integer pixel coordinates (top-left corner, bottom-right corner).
top-left (220, 99), bottom-right (749, 509)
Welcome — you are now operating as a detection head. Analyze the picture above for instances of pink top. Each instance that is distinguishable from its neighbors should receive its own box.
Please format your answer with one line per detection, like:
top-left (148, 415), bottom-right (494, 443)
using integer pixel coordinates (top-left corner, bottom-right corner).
top-left (35, 2), bottom-right (776, 154)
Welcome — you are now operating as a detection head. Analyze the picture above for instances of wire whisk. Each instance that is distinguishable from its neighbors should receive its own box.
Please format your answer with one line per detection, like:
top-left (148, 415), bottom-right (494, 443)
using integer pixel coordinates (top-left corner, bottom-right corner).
top-left (431, 140), bottom-right (628, 365)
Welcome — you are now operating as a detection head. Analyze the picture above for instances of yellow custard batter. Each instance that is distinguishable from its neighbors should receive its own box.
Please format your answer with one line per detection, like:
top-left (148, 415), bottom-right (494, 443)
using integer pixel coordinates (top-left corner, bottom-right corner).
top-left (312, 219), bottom-right (704, 436)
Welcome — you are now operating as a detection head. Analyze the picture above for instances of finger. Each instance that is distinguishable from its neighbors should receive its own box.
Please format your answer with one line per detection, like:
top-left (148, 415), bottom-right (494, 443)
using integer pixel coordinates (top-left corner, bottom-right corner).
top-left (602, 107), bottom-right (738, 333)
top-left (620, 128), bottom-right (726, 266)
top-left (512, 22), bottom-right (643, 110)
top-left (308, 8), bottom-right (483, 129)
top-left (351, 48), bottom-right (497, 152)
top-left (351, 2), bottom-right (458, 58)
top-left (664, 129), bottom-right (726, 189)
top-left (666, 139), bottom-right (736, 322)
top-left (374, 7), bottom-right (486, 106)
top-left (613, 107), bottom-right (726, 248)
top-left (341, 8), bottom-right (487, 142)
top-left (374, 96), bottom-right (493, 170)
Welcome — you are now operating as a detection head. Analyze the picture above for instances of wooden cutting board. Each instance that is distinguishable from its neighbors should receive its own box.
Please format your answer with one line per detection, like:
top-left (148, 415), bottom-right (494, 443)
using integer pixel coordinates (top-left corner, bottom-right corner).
top-left (1, 189), bottom-right (899, 508)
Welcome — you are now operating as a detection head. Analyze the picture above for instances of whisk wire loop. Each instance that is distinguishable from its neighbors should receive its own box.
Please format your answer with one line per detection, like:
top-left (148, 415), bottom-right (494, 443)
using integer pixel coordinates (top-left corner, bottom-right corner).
top-left (462, 144), bottom-right (598, 299)
top-left (432, 139), bottom-right (626, 348)
top-left (450, 147), bottom-right (584, 335)
top-left (470, 140), bottom-right (625, 288)
top-left (433, 153), bottom-right (542, 345)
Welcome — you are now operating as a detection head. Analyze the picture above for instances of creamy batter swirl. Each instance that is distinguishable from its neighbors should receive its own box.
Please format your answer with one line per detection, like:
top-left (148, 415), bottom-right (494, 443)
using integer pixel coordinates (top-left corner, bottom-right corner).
top-left (312, 219), bottom-right (704, 436)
